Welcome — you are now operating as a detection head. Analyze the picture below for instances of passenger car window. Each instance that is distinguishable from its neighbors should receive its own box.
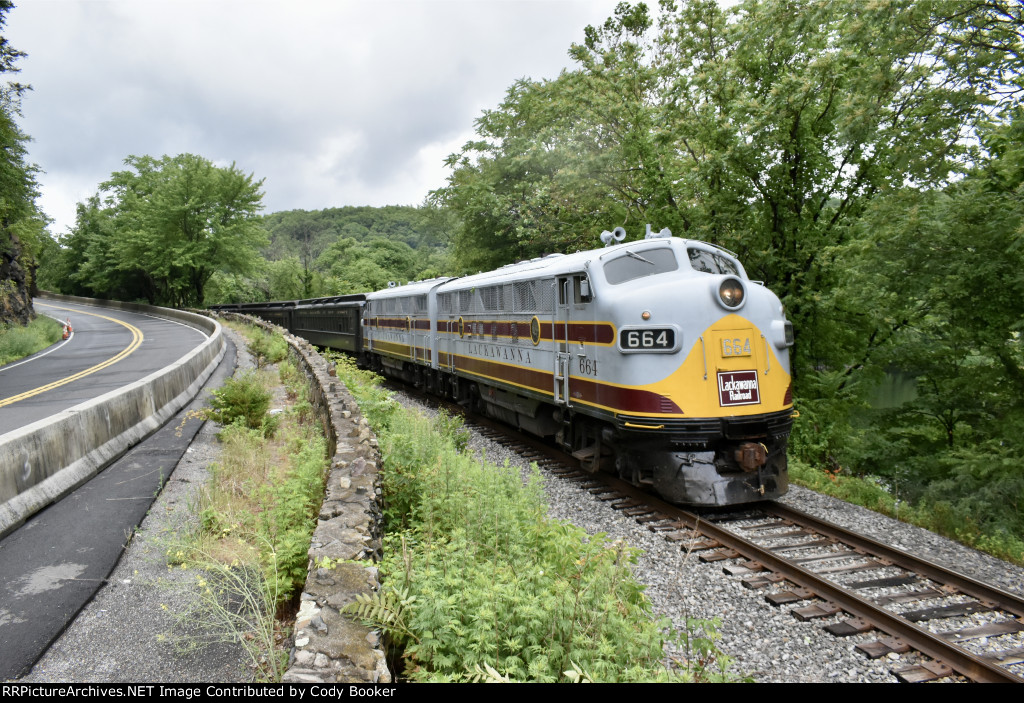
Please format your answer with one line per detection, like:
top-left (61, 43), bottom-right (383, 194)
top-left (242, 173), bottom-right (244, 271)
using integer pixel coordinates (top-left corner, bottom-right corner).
top-left (687, 248), bottom-right (739, 276)
top-left (604, 248), bottom-right (678, 285)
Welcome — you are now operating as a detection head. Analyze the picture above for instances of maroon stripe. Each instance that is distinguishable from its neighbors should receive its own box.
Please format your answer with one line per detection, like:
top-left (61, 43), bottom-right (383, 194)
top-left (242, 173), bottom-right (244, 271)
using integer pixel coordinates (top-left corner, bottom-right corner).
top-left (448, 354), bottom-right (681, 414)
top-left (569, 377), bottom-right (682, 414)
top-left (455, 356), bottom-right (552, 394)
top-left (435, 319), bottom-right (614, 345)
top-left (553, 323), bottom-right (616, 345)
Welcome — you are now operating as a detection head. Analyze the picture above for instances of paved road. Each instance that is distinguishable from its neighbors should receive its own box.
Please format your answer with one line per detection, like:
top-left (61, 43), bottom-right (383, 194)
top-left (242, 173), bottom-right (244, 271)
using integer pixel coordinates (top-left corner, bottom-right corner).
top-left (0, 300), bottom-right (209, 435)
top-left (0, 336), bottom-right (237, 681)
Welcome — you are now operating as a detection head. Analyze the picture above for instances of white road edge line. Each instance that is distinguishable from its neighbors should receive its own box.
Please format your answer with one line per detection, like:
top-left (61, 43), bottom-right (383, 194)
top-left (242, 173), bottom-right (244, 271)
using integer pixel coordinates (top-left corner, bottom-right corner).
top-left (140, 313), bottom-right (210, 339)
top-left (0, 315), bottom-right (74, 374)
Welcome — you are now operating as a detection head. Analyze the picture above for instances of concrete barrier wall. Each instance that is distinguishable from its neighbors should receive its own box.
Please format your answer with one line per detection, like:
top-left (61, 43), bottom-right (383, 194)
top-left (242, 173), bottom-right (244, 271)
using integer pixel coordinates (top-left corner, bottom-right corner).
top-left (0, 295), bottom-right (225, 538)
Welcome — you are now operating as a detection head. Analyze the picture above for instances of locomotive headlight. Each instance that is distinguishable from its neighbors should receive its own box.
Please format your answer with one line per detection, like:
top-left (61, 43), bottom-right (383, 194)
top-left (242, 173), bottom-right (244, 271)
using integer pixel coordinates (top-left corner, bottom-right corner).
top-left (718, 279), bottom-right (745, 308)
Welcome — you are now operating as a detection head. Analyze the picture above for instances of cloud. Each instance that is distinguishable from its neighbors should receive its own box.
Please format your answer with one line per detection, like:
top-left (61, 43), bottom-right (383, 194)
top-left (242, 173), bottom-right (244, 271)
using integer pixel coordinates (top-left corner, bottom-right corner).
top-left (7, 0), bottom-right (621, 234)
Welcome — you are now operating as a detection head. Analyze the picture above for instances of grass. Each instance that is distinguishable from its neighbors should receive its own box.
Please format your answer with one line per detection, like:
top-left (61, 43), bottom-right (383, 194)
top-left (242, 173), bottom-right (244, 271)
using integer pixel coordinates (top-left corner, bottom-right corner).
top-left (166, 324), bottom-right (328, 681)
top-left (789, 459), bottom-right (1024, 565)
top-left (329, 352), bottom-right (736, 683)
top-left (0, 315), bottom-right (63, 365)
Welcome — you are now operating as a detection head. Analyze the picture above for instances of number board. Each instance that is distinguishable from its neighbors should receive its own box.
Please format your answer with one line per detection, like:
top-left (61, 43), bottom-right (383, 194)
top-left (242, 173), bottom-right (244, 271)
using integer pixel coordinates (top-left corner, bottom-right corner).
top-left (619, 327), bottom-right (676, 352)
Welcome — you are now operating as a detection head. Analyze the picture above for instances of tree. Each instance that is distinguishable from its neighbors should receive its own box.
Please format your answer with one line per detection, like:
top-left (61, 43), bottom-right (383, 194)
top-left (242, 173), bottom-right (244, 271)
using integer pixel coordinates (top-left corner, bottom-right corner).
top-left (438, 0), bottom-right (1022, 367)
top-left (0, 0), bottom-right (47, 325)
top-left (316, 236), bottom-right (420, 294)
top-left (72, 154), bottom-right (267, 307)
top-left (653, 0), bottom-right (1022, 374)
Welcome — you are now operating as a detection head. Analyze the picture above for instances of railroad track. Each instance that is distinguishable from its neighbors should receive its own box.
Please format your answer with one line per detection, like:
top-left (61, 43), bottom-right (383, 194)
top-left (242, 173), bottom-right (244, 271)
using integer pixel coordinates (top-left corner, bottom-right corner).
top-left (460, 411), bottom-right (1024, 683)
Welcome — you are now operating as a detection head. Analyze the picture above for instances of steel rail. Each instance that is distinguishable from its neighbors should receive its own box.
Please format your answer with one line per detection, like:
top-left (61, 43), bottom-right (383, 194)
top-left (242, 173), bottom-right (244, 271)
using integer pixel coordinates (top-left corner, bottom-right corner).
top-left (654, 499), bottom-right (1024, 683)
top-left (763, 502), bottom-right (1024, 620)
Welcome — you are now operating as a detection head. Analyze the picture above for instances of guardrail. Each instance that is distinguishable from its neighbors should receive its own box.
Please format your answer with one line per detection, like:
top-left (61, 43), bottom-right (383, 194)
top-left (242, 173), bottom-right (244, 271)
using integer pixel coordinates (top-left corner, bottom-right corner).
top-left (0, 294), bottom-right (225, 538)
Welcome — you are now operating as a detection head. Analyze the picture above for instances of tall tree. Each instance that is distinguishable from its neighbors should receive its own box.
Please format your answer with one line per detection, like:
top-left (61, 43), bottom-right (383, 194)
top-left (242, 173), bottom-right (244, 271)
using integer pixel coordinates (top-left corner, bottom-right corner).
top-left (652, 0), bottom-right (1022, 374)
top-left (0, 0), bottom-right (47, 325)
top-left (438, 0), bottom-right (1022, 373)
top-left (76, 154), bottom-right (267, 307)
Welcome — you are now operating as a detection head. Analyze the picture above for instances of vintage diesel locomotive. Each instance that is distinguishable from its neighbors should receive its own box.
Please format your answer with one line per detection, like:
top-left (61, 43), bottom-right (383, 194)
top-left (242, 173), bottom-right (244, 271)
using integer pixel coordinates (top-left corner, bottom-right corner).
top-left (214, 227), bottom-right (796, 506)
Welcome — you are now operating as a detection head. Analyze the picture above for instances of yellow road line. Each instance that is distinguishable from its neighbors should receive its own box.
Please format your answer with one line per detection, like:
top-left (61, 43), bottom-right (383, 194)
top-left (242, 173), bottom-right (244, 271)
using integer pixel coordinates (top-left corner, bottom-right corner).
top-left (0, 304), bottom-right (144, 408)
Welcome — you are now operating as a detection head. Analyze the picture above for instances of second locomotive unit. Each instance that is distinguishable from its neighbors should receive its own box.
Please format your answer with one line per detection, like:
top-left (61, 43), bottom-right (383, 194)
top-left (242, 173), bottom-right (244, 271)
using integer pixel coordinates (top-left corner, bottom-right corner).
top-left (219, 226), bottom-right (796, 506)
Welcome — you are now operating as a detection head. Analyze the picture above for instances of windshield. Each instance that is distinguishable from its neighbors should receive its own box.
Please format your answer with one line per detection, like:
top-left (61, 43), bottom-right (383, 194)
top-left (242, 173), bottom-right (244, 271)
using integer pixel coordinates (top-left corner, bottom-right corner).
top-left (687, 248), bottom-right (740, 276)
top-left (604, 247), bottom-right (678, 285)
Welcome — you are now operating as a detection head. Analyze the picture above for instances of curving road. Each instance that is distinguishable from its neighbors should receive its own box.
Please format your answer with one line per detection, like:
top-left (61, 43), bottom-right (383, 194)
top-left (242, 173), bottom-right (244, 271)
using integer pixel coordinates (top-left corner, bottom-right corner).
top-left (0, 300), bottom-right (234, 681)
top-left (0, 300), bottom-right (209, 435)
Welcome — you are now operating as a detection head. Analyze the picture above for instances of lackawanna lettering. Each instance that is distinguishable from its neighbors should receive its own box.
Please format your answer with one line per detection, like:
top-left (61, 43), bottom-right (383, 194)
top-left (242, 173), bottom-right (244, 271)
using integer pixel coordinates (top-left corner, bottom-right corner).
top-left (718, 370), bottom-right (760, 406)
top-left (721, 379), bottom-right (758, 391)
top-left (467, 342), bottom-right (533, 364)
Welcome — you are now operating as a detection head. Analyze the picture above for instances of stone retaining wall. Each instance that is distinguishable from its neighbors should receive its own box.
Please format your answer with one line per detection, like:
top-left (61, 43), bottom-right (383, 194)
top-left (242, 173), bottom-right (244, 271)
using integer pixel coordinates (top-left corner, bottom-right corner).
top-left (214, 313), bottom-right (390, 684)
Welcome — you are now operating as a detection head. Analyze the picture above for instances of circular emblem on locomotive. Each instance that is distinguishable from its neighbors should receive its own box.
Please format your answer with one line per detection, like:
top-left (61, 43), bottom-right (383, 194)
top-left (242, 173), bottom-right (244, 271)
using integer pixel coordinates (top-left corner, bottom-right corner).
top-left (458, 316), bottom-right (465, 338)
top-left (530, 316), bottom-right (541, 346)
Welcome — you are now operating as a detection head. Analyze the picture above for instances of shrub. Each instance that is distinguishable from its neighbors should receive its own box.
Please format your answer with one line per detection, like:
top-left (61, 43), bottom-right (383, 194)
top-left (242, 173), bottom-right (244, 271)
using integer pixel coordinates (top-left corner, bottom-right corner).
top-left (0, 315), bottom-right (64, 365)
top-left (340, 363), bottom-right (733, 682)
top-left (207, 371), bottom-right (274, 435)
top-left (246, 327), bottom-right (289, 368)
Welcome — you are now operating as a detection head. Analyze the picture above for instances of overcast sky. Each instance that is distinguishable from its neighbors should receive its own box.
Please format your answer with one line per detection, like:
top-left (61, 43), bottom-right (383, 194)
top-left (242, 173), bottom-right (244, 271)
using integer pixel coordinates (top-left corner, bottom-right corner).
top-left (7, 0), bottom-right (622, 236)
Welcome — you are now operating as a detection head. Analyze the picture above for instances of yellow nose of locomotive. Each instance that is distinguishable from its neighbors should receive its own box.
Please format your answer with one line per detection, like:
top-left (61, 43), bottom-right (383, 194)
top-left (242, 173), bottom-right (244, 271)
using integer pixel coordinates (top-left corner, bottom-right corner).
top-left (634, 314), bottom-right (792, 419)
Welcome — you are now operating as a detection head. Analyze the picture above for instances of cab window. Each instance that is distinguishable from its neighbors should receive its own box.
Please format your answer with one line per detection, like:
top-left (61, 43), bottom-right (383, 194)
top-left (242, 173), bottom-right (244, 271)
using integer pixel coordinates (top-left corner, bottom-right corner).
top-left (687, 248), bottom-right (739, 275)
top-left (604, 248), bottom-right (677, 285)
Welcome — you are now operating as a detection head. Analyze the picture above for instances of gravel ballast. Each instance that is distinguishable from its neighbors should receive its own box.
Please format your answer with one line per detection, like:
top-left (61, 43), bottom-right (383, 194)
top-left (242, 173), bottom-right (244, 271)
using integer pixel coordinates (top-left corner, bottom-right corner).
top-left (398, 389), bottom-right (1024, 683)
top-left (20, 376), bottom-right (1024, 683)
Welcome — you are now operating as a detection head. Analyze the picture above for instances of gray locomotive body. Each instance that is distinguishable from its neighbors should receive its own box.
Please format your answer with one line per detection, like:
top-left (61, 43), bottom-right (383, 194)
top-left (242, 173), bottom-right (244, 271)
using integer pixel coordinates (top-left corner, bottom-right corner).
top-left (361, 230), bottom-right (796, 506)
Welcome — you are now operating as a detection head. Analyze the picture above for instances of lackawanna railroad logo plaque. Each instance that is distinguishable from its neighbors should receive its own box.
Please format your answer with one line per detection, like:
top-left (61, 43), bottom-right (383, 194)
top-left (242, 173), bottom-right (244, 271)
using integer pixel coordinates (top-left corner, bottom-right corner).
top-left (718, 370), bottom-right (760, 406)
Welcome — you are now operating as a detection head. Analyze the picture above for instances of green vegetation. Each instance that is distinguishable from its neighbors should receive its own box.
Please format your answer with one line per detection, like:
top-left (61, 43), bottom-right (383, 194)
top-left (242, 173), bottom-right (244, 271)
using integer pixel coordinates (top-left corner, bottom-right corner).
top-left (331, 354), bottom-right (733, 682)
top-left (206, 205), bottom-right (456, 303)
top-left (44, 195), bottom-right (455, 307)
top-left (0, 1), bottom-right (49, 327)
top-left (0, 314), bottom-right (62, 365)
top-left (434, 0), bottom-right (1024, 563)
top-left (46, 154), bottom-right (266, 308)
top-left (196, 346), bottom-right (327, 600)
top-left (170, 326), bottom-right (328, 679)
top-left (236, 322), bottom-right (290, 369)
top-left (205, 371), bottom-right (276, 437)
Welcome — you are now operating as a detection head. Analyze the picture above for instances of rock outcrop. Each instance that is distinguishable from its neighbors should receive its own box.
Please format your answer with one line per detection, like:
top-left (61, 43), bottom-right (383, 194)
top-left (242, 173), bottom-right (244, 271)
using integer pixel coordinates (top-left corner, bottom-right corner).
top-left (0, 233), bottom-right (34, 326)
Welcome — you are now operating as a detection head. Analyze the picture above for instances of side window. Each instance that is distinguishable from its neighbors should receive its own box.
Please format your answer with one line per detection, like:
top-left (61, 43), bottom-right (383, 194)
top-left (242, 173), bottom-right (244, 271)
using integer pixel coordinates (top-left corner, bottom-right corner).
top-left (559, 274), bottom-right (593, 304)
top-left (573, 275), bottom-right (592, 303)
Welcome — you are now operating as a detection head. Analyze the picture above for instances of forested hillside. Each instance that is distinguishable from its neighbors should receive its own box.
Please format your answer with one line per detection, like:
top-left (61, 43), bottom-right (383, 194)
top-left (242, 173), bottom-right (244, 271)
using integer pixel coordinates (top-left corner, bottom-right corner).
top-left (0, 0), bottom-right (49, 327)
top-left (433, 0), bottom-right (1024, 559)
top-left (205, 205), bottom-right (456, 303)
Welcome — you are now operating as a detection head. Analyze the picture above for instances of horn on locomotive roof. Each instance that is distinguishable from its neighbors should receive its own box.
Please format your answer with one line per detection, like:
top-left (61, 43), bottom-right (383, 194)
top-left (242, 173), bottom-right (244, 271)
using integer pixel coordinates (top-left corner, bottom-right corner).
top-left (645, 224), bottom-right (672, 240)
top-left (599, 226), bottom-right (627, 247)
